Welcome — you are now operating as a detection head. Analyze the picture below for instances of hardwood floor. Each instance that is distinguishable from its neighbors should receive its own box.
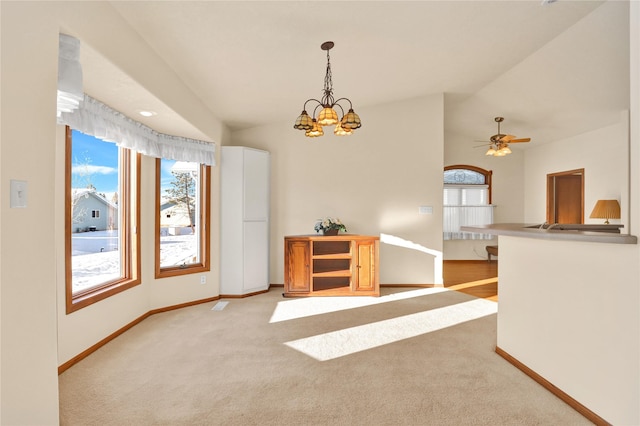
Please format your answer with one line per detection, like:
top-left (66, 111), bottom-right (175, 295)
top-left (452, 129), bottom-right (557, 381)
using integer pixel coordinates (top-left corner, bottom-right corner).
top-left (443, 260), bottom-right (498, 302)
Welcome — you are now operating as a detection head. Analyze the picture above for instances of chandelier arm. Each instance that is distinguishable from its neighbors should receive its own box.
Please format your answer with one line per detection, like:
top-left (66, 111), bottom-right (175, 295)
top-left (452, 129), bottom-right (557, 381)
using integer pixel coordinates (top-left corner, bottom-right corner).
top-left (311, 103), bottom-right (323, 119)
top-left (333, 102), bottom-right (345, 118)
top-left (333, 97), bottom-right (353, 110)
top-left (303, 98), bottom-right (322, 112)
top-left (321, 91), bottom-right (335, 107)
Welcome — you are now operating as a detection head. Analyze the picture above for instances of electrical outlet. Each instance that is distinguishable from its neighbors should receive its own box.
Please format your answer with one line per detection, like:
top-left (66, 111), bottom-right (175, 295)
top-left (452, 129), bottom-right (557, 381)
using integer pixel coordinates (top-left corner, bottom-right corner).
top-left (200, 275), bottom-right (206, 284)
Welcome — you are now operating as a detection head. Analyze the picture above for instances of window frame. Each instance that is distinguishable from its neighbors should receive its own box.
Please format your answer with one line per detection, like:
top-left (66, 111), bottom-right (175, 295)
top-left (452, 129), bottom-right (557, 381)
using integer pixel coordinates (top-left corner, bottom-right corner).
top-left (444, 164), bottom-right (492, 204)
top-left (154, 158), bottom-right (211, 278)
top-left (65, 126), bottom-right (141, 314)
top-left (443, 164), bottom-right (494, 240)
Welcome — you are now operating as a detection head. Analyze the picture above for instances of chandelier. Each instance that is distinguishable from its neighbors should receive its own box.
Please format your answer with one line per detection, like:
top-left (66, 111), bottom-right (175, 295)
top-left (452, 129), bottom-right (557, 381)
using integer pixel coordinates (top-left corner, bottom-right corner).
top-left (293, 41), bottom-right (361, 137)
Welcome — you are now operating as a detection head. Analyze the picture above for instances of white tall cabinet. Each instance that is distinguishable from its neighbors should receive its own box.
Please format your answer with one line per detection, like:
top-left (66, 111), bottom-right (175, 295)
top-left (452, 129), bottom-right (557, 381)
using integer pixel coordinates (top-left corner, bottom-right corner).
top-left (220, 146), bottom-right (270, 295)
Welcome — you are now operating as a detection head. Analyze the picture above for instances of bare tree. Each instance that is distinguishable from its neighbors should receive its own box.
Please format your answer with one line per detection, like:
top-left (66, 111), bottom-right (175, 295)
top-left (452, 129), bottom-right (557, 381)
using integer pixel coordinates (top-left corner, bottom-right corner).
top-left (165, 171), bottom-right (196, 233)
top-left (71, 152), bottom-right (94, 227)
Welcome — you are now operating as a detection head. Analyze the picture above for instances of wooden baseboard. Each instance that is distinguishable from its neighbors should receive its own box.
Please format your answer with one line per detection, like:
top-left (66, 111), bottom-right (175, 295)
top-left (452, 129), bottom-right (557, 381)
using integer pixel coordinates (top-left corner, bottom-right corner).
top-left (58, 296), bottom-right (220, 374)
top-left (495, 346), bottom-right (610, 426)
top-left (271, 284), bottom-right (441, 289)
top-left (220, 288), bottom-right (271, 298)
top-left (380, 284), bottom-right (441, 288)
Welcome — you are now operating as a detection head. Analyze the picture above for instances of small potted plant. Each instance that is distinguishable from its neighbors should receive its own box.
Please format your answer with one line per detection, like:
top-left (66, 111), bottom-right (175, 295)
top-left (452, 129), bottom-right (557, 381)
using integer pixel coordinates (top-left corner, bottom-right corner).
top-left (314, 217), bottom-right (347, 236)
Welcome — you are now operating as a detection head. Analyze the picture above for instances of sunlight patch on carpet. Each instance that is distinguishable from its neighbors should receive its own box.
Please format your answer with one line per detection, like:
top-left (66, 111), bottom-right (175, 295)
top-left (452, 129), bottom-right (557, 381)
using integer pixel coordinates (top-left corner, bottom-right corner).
top-left (270, 287), bottom-right (448, 323)
top-left (284, 298), bottom-right (497, 361)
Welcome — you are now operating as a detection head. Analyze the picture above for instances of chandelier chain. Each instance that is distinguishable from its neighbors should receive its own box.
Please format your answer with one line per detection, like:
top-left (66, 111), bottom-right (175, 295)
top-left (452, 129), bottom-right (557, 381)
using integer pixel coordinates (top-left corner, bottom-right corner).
top-left (323, 49), bottom-right (333, 104)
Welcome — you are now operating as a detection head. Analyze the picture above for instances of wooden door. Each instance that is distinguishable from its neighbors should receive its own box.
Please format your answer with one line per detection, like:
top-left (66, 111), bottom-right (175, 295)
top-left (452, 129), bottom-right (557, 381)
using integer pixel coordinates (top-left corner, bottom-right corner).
top-left (547, 169), bottom-right (584, 224)
top-left (354, 240), bottom-right (376, 292)
top-left (284, 240), bottom-right (310, 293)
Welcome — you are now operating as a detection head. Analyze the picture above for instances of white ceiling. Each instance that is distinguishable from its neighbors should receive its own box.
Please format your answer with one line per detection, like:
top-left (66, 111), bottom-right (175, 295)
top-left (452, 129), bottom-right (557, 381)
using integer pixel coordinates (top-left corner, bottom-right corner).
top-left (80, 1), bottom-right (628, 147)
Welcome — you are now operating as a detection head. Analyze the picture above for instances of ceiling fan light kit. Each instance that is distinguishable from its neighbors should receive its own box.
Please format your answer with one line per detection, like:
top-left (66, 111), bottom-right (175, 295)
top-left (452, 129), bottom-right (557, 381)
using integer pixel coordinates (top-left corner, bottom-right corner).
top-left (293, 41), bottom-right (361, 138)
top-left (481, 116), bottom-right (530, 157)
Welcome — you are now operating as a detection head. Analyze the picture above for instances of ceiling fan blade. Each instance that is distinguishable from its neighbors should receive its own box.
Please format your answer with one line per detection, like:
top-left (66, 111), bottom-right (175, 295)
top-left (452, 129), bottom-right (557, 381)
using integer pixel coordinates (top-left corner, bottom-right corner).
top-left (500, 134), bottom-right (516, 142)
top-left (509, 138), bottom-right (531, 143)
top-left (474, 143), bottom-right (493, 148)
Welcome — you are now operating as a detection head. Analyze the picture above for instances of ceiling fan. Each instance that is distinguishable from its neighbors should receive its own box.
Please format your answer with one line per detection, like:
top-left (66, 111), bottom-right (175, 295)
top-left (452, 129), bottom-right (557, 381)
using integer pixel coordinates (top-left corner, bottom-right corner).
top-left (476, 117), bottom-right (531, 156)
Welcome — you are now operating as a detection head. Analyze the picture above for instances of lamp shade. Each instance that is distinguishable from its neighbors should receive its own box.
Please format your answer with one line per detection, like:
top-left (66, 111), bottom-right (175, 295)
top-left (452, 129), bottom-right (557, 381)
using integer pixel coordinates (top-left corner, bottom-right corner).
top-left (318, 107), bottom-right (338, 126)
top-left (334, 123), bottom-right (353, 136)
top-left (499, 145), bottom-right (511, 155)
top-left (293, 110), bottom-right (314, 130)
top-left (589, 199), bottom-right (621, 224)
top-left (341, 109), bottom-right (361, 130)
top-left (305, 119), bottom-right (324, 137)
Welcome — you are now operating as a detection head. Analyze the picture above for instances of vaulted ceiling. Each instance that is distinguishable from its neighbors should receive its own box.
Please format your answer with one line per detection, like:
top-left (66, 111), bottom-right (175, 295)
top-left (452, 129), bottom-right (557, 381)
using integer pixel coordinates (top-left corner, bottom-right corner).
top-left (80, 1), bottom-right (629, 147)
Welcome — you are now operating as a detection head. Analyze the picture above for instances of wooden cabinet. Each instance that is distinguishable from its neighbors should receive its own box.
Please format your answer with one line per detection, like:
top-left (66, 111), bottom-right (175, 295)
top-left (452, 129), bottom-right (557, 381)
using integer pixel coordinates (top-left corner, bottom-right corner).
top-left (284, 235), bottom-right (379, 297)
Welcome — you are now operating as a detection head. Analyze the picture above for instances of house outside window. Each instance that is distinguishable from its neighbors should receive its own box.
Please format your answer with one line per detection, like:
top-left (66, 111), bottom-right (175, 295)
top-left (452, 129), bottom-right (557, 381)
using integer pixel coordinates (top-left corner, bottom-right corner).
top-left (65, 127), bottom-right (141, 313)
top-left (443, 165), bottom-right (494, 240)
top-left (155, 158), bottom-right (211, 278)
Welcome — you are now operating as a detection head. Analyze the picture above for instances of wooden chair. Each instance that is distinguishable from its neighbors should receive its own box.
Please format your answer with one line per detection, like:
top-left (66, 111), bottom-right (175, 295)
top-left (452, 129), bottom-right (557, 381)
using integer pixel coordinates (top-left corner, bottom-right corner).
top-left (486, 245), bottom-right (498, 262)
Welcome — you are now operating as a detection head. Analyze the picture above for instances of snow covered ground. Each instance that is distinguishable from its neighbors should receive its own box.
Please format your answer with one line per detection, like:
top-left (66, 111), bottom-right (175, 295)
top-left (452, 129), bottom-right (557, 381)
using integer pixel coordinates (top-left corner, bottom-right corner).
top-left (72, 231), bottom-right (197, 292)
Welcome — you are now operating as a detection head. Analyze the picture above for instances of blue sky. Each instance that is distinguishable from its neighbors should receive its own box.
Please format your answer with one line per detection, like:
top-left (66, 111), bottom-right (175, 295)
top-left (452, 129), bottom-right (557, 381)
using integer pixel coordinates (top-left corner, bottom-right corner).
top-left (71, 130), bottom-right (119, 193)
top-left (72, 130), bottom-right (176, 195)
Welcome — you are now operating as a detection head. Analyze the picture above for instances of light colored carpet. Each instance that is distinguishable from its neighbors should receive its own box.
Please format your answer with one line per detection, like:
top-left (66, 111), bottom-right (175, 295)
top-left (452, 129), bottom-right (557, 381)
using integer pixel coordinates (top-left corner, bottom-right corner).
top-left (59, 287), bottom-right (590, 425)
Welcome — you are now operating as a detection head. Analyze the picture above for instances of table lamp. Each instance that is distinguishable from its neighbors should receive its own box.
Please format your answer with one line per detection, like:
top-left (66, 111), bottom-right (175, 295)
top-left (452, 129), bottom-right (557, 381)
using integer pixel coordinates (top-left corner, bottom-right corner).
top-left (589, 199), bottom-right (621, 224)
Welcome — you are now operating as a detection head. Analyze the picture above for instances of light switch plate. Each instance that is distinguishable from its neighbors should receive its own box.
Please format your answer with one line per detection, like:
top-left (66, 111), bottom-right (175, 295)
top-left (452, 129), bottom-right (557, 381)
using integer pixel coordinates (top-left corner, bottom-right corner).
top-left (418, 205), bottom-right (433, 214)
top-left (10, 180), bottom-right (27, 208)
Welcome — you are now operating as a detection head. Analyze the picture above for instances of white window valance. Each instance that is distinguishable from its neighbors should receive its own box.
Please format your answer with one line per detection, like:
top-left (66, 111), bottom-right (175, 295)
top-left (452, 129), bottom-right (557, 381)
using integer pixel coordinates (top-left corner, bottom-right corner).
top-left (57, 34), bottom-right (83, 118)
top-left (58, 94), bottom-right (216, 166)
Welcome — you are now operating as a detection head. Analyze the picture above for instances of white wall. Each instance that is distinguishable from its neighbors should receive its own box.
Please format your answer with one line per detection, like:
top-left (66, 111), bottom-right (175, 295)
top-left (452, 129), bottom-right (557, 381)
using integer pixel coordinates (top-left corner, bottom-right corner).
top-left (1, 3), bottom-right (61, 424)
top-left (496, 3), bottom-right (640, 423)
top-left (498, 236), bottom-right (639, 424)
top-left (524, 116), bottom-right (630, 229)
top-left (231, 94), bottom-right (445, 285)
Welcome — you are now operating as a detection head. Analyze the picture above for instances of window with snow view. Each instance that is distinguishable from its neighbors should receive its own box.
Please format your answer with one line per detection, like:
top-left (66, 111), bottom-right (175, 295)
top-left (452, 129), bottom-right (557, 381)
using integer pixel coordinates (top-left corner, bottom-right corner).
top-left (65, 127), bottom-right (141, 313)
top-left (155, 158), bottom-right (211, 278)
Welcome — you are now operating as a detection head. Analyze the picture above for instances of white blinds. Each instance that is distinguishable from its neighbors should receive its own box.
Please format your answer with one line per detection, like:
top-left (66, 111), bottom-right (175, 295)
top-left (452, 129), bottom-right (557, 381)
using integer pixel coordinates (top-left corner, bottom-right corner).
top-left (58, 95), bottom-right (216, 166)
top-left (443, 185), bottom-right (494, 240)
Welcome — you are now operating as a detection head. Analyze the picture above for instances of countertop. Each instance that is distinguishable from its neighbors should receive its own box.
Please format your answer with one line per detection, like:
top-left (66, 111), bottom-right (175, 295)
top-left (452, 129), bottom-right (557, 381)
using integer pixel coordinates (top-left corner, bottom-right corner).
top-left (461, 223), bottom-right (637, 244)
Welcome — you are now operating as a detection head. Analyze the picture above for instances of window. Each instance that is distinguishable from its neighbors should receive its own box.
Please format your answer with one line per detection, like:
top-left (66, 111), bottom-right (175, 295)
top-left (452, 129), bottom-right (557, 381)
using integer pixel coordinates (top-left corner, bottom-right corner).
top-left (65, 127), bottom-right (141, 313)
top-left (155, 158), bottom-right (211, 278)
top-left (443, 165), bottom-right (494, 240)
